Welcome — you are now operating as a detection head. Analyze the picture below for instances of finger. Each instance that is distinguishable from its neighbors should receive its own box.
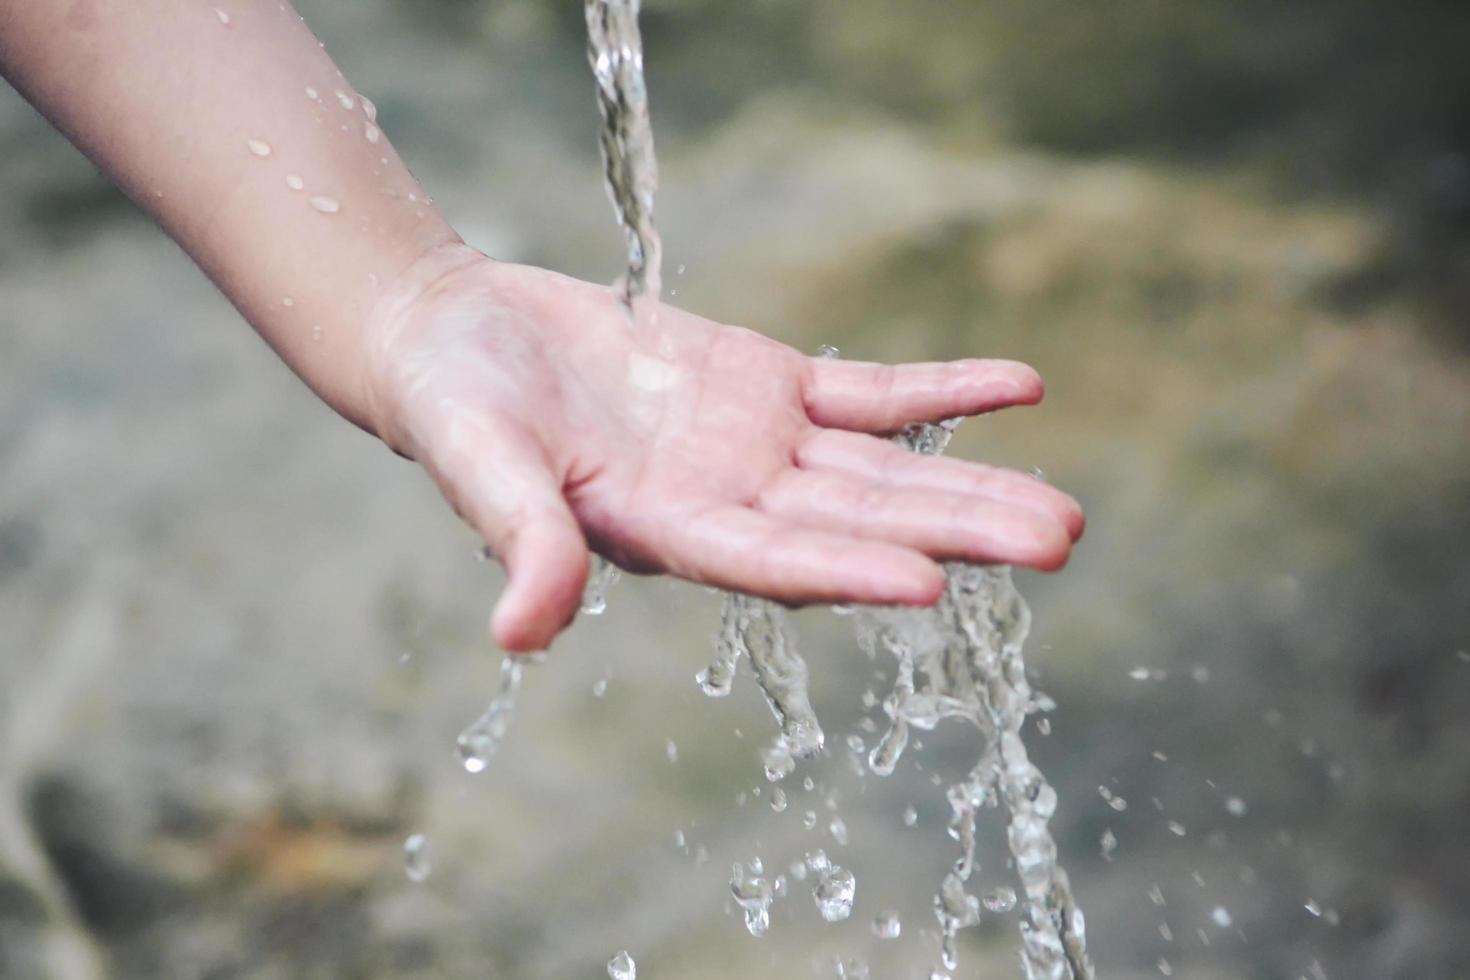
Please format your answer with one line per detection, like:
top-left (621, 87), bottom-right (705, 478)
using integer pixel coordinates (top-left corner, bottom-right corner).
top-left (657, 504), bottom-right (946, 606)
top-left (757, 468), bottom-right (1073, 571)
top-left (798, 428), bottom-right (1085, 540)
top-left (426, 415), bottom-right (589, 652)
top-left (802, 358), bottom-right (1043, 433)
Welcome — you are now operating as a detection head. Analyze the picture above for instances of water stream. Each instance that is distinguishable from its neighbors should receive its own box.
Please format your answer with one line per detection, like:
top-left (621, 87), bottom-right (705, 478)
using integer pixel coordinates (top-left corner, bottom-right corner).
top-left (579, 2), bottom-right (1094, 975)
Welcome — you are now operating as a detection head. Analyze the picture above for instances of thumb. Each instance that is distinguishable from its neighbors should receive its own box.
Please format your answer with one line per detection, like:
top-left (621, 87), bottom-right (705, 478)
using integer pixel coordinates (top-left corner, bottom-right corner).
top-left (427, 415), bottom-right (590, 652)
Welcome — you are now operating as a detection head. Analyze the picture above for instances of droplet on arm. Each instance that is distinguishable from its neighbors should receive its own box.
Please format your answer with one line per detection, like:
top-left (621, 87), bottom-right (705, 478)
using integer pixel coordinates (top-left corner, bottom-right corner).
top-left (309, 195), bottom-right (340, 214)
top-left (285, 173), bottom-right (304, 191)
top-left (246, 139), bottom-right (271, 157)
top-left (214, 8), bottom-right (230, 25)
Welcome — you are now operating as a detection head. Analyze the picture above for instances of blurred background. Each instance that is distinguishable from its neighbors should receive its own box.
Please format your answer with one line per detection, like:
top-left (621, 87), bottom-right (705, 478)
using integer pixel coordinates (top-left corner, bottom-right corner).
top-left (2, 0), bottom-right (1468, 977)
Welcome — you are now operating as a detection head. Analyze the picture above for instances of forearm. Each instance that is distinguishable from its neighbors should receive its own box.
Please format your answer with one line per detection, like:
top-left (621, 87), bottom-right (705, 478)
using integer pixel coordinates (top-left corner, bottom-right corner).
top-left (0, 0), bottom-right (461, 433)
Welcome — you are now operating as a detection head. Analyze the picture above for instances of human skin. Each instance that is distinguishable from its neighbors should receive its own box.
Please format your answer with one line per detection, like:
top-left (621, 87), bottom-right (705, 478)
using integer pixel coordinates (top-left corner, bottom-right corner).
top-left (0, 1), bottom-right (1083, 652)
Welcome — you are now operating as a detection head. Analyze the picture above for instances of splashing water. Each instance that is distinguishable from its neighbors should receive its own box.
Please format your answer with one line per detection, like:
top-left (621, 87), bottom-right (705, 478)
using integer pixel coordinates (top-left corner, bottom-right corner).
top-left (585, 0), bottom-right (662, 309)
top-left (853, 425), bottom-right (1094, 980)
top-left (455, 657), bottom-right (525, 774)
top-left (579, 3), bottom-right (1091, 975)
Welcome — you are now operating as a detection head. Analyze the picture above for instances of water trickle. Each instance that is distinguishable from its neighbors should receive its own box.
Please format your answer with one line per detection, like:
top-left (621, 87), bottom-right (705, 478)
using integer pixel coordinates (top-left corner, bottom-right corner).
top-left (607, 950), bottom-right (636, 980)
top-left (813, 864), bottom-right (856, 922)
top-left (403, 832), bottom-right (431, 882)
top-left (246, 138), bottom-right (271, 157)
top-left (581, 557), bottom-right (620, 615)
top-left (701, 594), bottom-right (824, 761)
top-left (584, 0), bottom-right (662, 308)
top-left (455, 658), bottom-right (524, 773)
top-left (309, 195), bottom-right (340, 214)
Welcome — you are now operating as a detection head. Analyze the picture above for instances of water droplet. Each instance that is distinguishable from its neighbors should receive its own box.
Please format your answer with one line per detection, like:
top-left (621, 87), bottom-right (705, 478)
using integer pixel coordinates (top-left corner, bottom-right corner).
top-left (835, 958), bottom-right (870, 980)
top-left (1128, 666), bottom-right (1152, 681)
top-left (361, 95), bottom-right (378, 121)
top-left (310, 325), bottom-right (322, 342)
top-left (814, 344), bottom-right (840, 359)
top-left (1225, 795), bottom-right (1248, 817)
top-left (664, 738), bottom-right (678, 764)
top-left (982, 886), bottom-right (1017, 913)
top-left (281, 297), bottom-right (295, 308)
top-left (592, 677), bottom-right (609, 698)
top-left (246, 138), bottom-right (271, 157)
top-left (828, 816), bottom-right (849, 845)
top-left (1167, 821), bottom-right (1187, 837)
top-left (335, 89), bottom-right (356, 111)
top-left (1304, 899), bottom-right (1322, 917)
top-left (872, 911), bottom-right (902, 939)
top-left (364, 121), bottom-right (381, 144)
top-left (1158, 957), bottom-right (1174, 976)
top-left (607, 950), bottom-right (636, 980)
top-left (770, 787), bottom-right (788, 812)
top-left (803, 810), bottom-right (818, 830)
top-left (403, 833), bottom-right (431, 882)
top-left (285, 173), bottom-right (304, 191)
top-left (813, 865), bottom-right (855, 922)
top-left (903, 805), bottom-right (918, 827)
top-left (309, 195), bottom-right (340, 214)
top-left (305, 86), bottom-right (319, 100)
top-left (1100, 827), bottom-right (1118, 860)
top-left (214, 7), bottom-right (230, 25)
top-left (1211, 906), bottom-right (1233, 928)
top-left (730, 860), bottom-right (775, 937)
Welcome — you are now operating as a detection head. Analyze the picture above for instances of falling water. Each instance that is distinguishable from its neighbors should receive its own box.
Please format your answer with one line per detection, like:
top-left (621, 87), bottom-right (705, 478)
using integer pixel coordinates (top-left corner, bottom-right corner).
top-left (581, 3), bottom-right (1091, 976)
top-left (854, 421), bottom-right (1094, 979)
top-left (585, 0), bottom-right (663, 308)
top-left (454, 657), bottom-right (525, 773)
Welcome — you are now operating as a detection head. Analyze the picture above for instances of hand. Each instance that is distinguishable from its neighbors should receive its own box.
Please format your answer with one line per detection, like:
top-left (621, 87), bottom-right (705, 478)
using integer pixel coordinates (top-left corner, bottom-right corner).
top-left (362, 246), bottom-right (1084, 651)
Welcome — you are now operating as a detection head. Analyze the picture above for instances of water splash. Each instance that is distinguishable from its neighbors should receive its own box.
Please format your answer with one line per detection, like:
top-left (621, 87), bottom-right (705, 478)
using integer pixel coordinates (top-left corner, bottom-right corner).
top-left (579, 2), bottom-right (1090, 974)
top-left (853, 424), bottom-right (1094, 980)
top-left (585, 0), bottom-right (662, 309)
top-left (455, 657), bottom-right (525, 773)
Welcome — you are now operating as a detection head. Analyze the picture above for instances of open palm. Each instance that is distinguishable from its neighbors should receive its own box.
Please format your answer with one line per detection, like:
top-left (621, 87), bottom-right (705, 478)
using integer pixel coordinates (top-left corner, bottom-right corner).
top-left (364, 249), bottom-right (1083, 651)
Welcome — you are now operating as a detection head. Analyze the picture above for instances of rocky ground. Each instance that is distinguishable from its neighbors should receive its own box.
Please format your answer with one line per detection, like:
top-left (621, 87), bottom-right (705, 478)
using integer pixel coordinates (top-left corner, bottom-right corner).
top-left (1, 1), bottom-right (1468, 978)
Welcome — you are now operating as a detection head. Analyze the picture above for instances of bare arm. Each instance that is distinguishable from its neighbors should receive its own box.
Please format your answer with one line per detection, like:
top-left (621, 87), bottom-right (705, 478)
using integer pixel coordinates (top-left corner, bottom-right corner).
top-left (0, 0), bottom-right (456, 430)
